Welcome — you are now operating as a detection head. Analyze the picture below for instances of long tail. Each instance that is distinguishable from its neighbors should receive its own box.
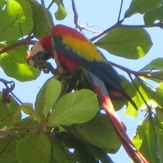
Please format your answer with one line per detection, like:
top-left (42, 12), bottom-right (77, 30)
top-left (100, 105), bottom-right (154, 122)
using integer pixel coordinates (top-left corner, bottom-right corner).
top-left (88, 72), bottom-right (149, 163)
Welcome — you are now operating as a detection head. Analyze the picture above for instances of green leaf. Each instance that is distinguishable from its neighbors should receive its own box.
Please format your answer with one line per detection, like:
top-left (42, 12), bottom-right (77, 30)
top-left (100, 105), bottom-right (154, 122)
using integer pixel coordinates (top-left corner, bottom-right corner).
top-left (132, 117), bottom-right (160, 162)
top-left (52, 132), bottom-right (113, 163)
top-left (140, 58), bottom-right (163, 82)
top-left (141, 58), bottom-right (163, 71)
top-left (0, 43), bottom-right (40, 81)
top-left (0, 0), bottom-right (5, 10)
top-left (14, 117), bottom-right (38, 127)
top-left (35, 78), bottom-right (61, 118)
top-left (69, 113), bottom-right (120, 153)
top-left (0, 139), bottom-right (18, 163)
top-left (54, 0), bottom-right (67, 20)
top-left (156, 128), bottom-right (163, 162)
top-left (29, 0), bottom-right (52, 39)
top-left (125, 79), bottom-right (151, 117)
top-left (48, 89), bottom-right (98, 126)
top-left (125, 0), bottom-right (161, 17)
top-left (113, 76), bottom-right (137, 111)
top-left (144, 5), bottom-right (163, 26)
top-left (138, 81), bottom-right (163, 107)
top-left (95, 28), bottom-right (152, 59)
top-left (155, 109), bottom-right (163, 161)
top-left (0, 0), bottom-right (33, 41)
top-left (52, 138), bottom-right (74, 163)
top-left (0, 95), bottom-right (20, 127)
top-left (19, 103), bottom-right (42, 123)
top-left (16, 132), bottom-right (51, 163)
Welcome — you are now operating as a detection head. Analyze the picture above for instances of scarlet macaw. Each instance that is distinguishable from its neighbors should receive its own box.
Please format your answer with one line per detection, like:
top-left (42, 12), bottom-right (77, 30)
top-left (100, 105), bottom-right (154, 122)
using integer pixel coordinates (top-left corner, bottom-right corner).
top-left (27, 25), bottom-right (148, 163)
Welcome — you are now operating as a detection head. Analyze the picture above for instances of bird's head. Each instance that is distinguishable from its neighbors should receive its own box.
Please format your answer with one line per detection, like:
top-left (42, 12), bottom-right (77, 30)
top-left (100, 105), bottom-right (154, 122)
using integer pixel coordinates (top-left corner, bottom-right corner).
top-left (26, 35), bottom-right (53, 68)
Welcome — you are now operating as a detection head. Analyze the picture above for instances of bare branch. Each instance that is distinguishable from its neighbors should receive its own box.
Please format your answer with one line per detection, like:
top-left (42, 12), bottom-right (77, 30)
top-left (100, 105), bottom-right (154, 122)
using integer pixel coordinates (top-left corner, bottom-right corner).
top-left (90, 22), bottom-right (163, 41)
top-left (0, 78), bottom-right (23, 104)
top-left (47, 0), bottom-right (54, 9)
top-left (0, 37), bottom-right (35, 55)
top-left (90, 19), bottom-right (124, 41)
top-left (0, 125), bottom-right (43, 140)
top-left (108, 61), bottom-right (163, 80)
top-left (71, 0), bottom-right (82, 30)
top-left (117, 0), bottom-right (124, 22)
top-left (120, 22), bottom-right (163, 29)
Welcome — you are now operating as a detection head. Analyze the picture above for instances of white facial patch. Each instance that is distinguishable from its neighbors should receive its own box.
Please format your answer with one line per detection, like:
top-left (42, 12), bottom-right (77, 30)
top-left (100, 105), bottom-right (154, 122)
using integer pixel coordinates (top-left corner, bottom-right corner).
top-left (27, 42), bottom-right (44, 58)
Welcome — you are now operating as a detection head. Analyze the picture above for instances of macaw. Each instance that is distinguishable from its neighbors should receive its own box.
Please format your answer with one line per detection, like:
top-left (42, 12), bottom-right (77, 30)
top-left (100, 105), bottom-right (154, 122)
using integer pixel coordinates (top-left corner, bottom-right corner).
top-left (26, 25), bottom-right (148, 163)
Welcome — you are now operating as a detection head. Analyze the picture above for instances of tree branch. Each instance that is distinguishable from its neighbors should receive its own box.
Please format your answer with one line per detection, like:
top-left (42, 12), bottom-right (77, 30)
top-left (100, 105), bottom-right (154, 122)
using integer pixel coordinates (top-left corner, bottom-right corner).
top-left (120, 22), bottom-right (163, 29)
top-left (0, 37), bottom-right (35, 55)
top-left (0, 125), bottom-right (43, 140)
top-left (117, 0), bottom-right (124, 22)
top-left (109, 61), bottom-right (163, 80)
top-left (90, 20), bottom-right (124, 41)
top-left (90, 22), bottom-right (163, 41)
top-left (71, 0), bottom-right (82, 30)
top-left (0, 78), bottom-right (23, 104)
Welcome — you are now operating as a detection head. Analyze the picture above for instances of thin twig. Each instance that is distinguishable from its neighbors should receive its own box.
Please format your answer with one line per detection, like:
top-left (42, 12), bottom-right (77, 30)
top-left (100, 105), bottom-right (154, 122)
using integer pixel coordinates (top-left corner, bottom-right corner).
top-left (71, 0), bottom-right (82, 30)
top-left (120, 22), bottom-right (163, 28)
top-left (90, 22), bottom-right (163, 42)
top-left (0, 78), bottom-right (23, 104)
top-left (108, 61), bottom-right (163, 80)
top-left (47, 0), bottom-right (54, 9)
top-left (117, 0), bottom-right (124, 22)
top-left (90, 20), bottom-right (124, 41)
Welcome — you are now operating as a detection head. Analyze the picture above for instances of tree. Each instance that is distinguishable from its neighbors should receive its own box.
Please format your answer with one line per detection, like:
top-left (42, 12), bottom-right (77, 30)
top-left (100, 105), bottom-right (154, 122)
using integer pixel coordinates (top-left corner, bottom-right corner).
top-left (0, 0), bottom-right (163, 162)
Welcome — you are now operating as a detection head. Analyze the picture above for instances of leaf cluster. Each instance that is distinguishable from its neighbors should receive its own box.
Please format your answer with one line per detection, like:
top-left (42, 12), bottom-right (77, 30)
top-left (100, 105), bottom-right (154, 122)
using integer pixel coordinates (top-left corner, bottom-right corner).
top-left (0, 0), bottom-right (163, 162)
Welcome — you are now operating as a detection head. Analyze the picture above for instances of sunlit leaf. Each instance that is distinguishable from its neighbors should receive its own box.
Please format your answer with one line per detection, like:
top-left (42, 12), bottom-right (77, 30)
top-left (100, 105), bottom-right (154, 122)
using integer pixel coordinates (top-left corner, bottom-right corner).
top-left (125, 79), bottom-right (151, 117)
top-left (133, 117), bottom-right (160, 162)
top-left (54, 0), bottom-right (67, 20)
top-left (0, 43), bottom-right (40, 81)
top-left (35, 78), bottom-right (61, 118)
top-left (48, 89), bottom-right (98, 126)
top-left (96, 28), bottom-right (152, 59)
top-left (0, 0), bottom-right (33, 41)
top-left (16, 132), bottom-right (51, 163)
top-left (140, 58), bottom-right (163, 82)
top-left (125, 0), bottom-right (161, 17)
top-left (140, 81), bottom-right (163, 107)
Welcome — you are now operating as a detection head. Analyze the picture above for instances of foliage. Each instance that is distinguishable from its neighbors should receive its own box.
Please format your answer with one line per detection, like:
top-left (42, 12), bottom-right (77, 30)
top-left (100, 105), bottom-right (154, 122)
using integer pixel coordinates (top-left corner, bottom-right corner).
top-left (0, 0), bottom-right (163, 162)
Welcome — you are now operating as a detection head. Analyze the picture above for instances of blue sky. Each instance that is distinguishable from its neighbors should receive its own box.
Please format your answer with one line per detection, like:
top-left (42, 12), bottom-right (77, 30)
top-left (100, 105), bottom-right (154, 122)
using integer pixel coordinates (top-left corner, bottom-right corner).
top-left (0, 0), bottom-right (163, 162)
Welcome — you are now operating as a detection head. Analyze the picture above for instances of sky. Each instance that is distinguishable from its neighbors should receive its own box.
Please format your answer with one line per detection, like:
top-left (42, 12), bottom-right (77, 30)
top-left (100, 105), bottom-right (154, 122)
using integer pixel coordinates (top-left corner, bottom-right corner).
top-left (0, 0), bottom-right (163, 162)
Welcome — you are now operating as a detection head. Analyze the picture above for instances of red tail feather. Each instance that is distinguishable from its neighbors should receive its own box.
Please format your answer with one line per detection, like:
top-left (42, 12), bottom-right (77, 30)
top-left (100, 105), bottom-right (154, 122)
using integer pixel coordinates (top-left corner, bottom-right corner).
top-left (89, 73), bottom-right (149, 163)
